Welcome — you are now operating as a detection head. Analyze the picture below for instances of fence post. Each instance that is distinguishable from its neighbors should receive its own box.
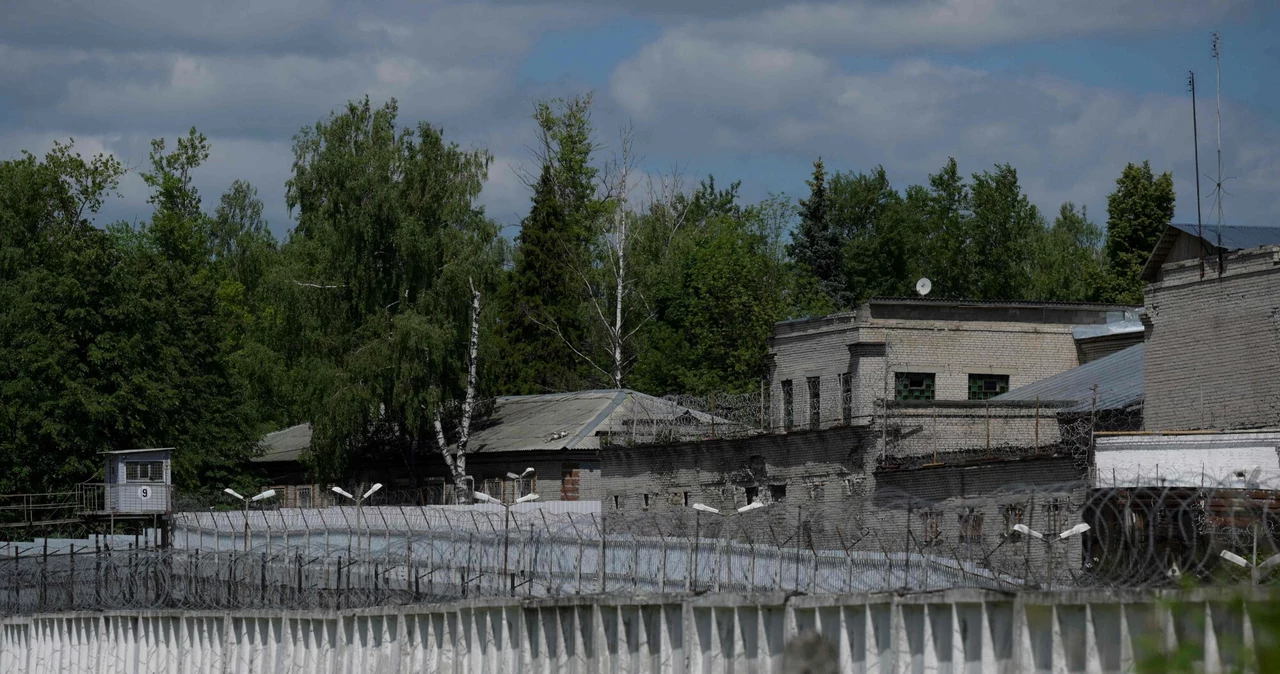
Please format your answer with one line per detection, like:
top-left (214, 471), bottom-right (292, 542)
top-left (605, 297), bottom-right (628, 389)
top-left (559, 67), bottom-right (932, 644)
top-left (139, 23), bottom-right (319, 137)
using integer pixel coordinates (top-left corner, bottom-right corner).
top-left (68, 544), bottom-right (76, 610)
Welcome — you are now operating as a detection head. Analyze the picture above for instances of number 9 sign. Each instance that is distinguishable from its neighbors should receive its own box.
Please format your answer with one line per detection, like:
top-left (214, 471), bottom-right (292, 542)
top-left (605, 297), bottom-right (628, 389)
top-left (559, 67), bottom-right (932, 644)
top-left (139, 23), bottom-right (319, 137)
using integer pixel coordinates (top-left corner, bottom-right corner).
top-left (138, 486), bottom-right (151, 500)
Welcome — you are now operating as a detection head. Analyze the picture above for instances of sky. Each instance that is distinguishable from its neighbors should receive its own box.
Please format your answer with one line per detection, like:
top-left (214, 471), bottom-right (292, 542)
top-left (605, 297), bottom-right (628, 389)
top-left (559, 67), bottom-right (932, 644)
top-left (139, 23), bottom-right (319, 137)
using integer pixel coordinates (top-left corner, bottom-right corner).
top-left (3, 0), bottom-right (1278, 240)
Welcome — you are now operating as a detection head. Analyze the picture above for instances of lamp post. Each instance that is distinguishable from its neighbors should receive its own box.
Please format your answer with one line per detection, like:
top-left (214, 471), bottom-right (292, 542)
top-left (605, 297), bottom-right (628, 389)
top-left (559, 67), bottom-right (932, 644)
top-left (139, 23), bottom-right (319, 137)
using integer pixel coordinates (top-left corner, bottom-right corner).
top-left (473, 489), bottom-right (540, 595)
top-left (689, 501), bottom-right (768, 591)
top-left (1220, 549), bottom-right (1280, 584)
top-left (1013, 522), bottom-right (1091, 587)
top-left (223, 488), bottom-right (276, 552)
top-left (331, 483), bottom-right (383, 557)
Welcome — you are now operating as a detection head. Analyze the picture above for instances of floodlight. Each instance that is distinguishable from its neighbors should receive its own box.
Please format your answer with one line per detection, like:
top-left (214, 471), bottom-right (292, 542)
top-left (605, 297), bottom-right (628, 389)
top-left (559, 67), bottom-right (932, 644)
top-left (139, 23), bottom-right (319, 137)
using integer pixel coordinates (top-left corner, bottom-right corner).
top-left (516, 493), bottom-right (540, 503)
top-left (251, 489), bottom-right (276, 502)
top-left (1013, 523), bottom-right (1044, 540)
top-left (737, 501), bottom-right (765, 514)
top-left (331, 486), bottom-right (354, 499)
top-left (472, 491), bottom-right (497, 504)
top-left (223, 488), bottom-right (245, 501)
top-left (692, 503), bottom-right (720, 515)
top-left (362, 483), bottom-right (383, 499)
top-left (1221, 550), bottom-right (1250, 568)
top-left (1058, 523), bottom-right (1091, 539)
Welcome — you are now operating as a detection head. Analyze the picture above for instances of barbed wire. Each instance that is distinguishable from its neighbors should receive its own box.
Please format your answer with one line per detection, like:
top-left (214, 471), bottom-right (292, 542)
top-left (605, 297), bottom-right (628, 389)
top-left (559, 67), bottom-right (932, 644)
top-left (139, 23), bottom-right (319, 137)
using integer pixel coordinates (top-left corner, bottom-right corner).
top-left (6, 470), bottom-right (1280, 613)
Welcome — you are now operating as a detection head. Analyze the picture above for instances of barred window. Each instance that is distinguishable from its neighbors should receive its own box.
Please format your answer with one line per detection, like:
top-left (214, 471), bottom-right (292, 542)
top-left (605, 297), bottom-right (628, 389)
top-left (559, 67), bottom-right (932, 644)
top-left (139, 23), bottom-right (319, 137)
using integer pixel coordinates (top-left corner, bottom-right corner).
top-left (1002, 504), bottom-right (1025, 537)
top-left (920, 511), bottom-right (941, 544)
top-left (1046, 500), bottom-right (1063, 533)
top-left (807, 376), bottom-right (821, 430)
top-left (968, 374), bottom-right (1010, 400)
top-left (124, 461), bottom-right (163, 483)
top-left (895, 373), bottom-right (935, 401)
top-left (840, 372), bottom-right (853, 425)
top-left (960, 508), bottom-right (984, 544)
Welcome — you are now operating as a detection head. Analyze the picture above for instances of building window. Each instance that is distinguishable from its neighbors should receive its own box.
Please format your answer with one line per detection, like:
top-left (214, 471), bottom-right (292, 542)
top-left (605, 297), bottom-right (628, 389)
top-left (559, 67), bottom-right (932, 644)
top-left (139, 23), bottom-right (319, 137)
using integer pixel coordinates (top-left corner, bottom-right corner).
top-left (894, 373), bottom-right (935, 401)
top-left (920, 511), bottom-right (941, 544)
top-left (744, 486), bottom-right (759, 505)
top-left (1046, 500), bottom-right (1062, 533)
top-left (968, 374), bottom-right (1010, 400)
top-left (782, 380), bottom-right (794, 431)
top-left (612, 495), bottom-right (622, 510)
top-left (1002, 504), bottom-right (1025, 538)
top-left (840, 372), bottom-right (853, 425)
top-left (297, 486), bottom-right (313, 508)
top-left (960, 509), bottom-right (984, 544)
top-left (809, 482), bottom-right (824, 501)
top-left (124, 461), bottom-right (163, 483)
top-left (560, 463), bottom-right (581, 501)
top-left (683, 492), bottom-right (690, 507)
top-left (806, 376), bottom-right (821, 430)
top-left (770, 485), bottom-right (787, 502)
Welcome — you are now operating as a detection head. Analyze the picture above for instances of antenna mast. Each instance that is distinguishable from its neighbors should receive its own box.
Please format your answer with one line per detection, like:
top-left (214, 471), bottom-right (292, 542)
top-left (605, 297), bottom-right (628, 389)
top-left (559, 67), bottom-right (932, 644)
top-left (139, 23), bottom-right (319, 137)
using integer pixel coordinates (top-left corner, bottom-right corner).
top-left (1211, 32), bottom-right (1225, 273)
top-left (1190, 71), bottom-right (1204, 279)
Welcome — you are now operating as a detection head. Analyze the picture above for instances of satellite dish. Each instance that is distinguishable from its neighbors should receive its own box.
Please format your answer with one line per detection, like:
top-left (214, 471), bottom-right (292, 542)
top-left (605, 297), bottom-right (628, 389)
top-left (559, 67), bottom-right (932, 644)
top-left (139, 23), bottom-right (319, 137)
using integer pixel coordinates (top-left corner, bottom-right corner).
top-left (915, 278), bottom-right (932, 296)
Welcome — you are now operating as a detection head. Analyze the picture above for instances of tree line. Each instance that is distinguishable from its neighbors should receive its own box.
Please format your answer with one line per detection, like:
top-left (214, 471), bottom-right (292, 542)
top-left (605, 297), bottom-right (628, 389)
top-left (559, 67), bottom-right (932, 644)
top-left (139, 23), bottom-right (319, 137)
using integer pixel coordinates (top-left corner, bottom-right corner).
top-left (0, 94), bottom-right (1175, 495)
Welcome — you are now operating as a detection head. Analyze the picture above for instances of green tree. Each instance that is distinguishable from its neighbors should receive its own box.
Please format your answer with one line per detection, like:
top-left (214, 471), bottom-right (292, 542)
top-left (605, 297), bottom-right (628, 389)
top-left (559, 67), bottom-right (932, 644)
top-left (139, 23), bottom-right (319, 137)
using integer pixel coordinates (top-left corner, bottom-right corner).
top-left (1031, 203), bottom-right (1105, 301)
top-left (918, 158), bottom-right (973, 298)
top-left (829, 166), bottom-right (918, 304)
top-left (499, 95), bottom-right (606, 393)
top-left (1103, 161), bottom-right (1175, 305)
top-left (788, 158), bottom-right (847, 307)
top-left (283, 97), bottom-right (501, 490)
top-left (967, 163), bottom-right (1042, 300)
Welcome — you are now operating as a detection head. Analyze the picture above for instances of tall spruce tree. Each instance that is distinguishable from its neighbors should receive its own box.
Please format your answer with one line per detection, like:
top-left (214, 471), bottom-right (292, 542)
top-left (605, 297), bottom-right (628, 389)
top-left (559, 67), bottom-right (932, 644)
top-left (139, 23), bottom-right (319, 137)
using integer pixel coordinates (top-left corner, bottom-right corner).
top-left (788, 158), bottom-right (848, 307)
top-left (499, 96), bottom-right (604, 393)
top-left (1103, 161), bottom-right (1175, 305)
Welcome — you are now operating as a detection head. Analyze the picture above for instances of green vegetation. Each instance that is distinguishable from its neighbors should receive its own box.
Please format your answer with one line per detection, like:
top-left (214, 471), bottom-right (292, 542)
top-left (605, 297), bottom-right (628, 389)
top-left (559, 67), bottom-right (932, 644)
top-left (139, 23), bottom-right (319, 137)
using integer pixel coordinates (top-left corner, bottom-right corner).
top-left (0, 93), bottom-right (1174, 490)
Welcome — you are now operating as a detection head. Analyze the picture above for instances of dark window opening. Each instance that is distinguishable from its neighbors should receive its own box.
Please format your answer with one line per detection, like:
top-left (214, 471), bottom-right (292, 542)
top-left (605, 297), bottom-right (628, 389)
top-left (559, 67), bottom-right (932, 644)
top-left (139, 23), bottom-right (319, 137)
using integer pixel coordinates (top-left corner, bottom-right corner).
top-left (745, 486), bottom-right (759, 505)
top-left (840, 372), bottom-right (853, 425)
top-left (921, 511), bottom-right (941, 544)
top-left (612, 495), bottom-right (621, 510)
top-left (683, 492), bottom-right (690, 507)
top-left (1002, 504), bottom-right (1025, 537)
top-left (642, 493), bottom-right (652, 509)
top-left (807, 376), bottom-right (821, 430)
top-left (770, 485), bottom-right (787, 502)
top-left (782, 380), bottom-right (794, 431)
top-left (968, 374), bottom-right (1010, 400)
top-left (894, 373), bottom-right (936, 401)
top-left (1046, 500), bottom-right (1062, 532)
top-left (960, 509), bottom-right (984, 544)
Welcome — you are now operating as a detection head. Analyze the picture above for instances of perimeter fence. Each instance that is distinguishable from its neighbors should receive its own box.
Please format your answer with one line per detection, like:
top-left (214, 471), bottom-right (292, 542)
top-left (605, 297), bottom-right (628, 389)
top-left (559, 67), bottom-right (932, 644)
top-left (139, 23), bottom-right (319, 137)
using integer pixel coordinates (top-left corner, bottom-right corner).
top-left (6, 471), bottom-right (1280, 613)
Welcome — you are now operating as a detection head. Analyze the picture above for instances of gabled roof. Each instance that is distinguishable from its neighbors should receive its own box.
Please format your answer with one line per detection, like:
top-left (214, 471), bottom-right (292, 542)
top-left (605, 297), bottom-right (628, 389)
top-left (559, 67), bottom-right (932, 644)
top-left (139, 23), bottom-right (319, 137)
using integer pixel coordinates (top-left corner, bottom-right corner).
top-left (991, 342), bottom-right (1144, 413)
top-left (1141, 223), bottom-right (1280, 281)
top-left (254, 423), bottom-right (312, 463)
top-left (467, 389), bottom-right (737, 453)
top-left (250, 390), bottom-right (738, 463)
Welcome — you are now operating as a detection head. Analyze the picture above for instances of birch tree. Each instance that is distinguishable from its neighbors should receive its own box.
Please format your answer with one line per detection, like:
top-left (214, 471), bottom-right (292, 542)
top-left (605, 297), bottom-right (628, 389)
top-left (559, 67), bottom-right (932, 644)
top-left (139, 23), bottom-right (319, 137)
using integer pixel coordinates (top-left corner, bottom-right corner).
top-left (284, 97), bottom-right (502, 487)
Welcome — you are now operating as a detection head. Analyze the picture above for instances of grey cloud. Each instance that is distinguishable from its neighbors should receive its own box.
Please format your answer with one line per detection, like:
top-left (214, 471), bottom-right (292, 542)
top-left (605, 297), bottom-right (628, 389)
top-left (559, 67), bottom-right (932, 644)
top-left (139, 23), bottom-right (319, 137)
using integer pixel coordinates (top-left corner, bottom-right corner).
top-left (608, 33), bottom-right (1280, 226)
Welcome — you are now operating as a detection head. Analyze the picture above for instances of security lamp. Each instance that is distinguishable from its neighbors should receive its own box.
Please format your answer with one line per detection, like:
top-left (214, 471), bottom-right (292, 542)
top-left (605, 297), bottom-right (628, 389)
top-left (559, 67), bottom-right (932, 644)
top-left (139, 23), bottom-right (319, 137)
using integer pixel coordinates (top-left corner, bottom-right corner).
top-left (507, 467), bottom-right (536, 480)
top-left (224, 488), bottom-right (245, 501)
top-left (516, 493), bottom-right (540, 503)
top-left (1058, 523), bottom-right (1091, 539)
top-left (737, 501), bottom-right (765, 514)
top-left (1221, 550), bottom-right (1250, 568)
top-left (331, 486), bottom-right (354, 499)
top-left (1260, 554), bottom-right (1280, 572)
top-left (251, 489), bottom-right (276, 502)
top-left (362, 483), bottom-right (383, 499)
top-left (472, 491), bottom-right (497, 504)
top-left (692, 503), bottom-right (720, 515)
top-left (1012, 523), bottom-right (1044, 540)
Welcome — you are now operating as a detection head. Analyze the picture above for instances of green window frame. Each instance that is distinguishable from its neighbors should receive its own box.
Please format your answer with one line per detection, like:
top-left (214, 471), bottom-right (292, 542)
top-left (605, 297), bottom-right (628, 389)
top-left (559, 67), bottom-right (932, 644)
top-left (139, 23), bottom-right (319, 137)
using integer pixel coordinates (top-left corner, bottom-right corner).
top-left (967, 373), bottom-right (1010, 400)
top-left (894, 372), bottom-right (935, 401)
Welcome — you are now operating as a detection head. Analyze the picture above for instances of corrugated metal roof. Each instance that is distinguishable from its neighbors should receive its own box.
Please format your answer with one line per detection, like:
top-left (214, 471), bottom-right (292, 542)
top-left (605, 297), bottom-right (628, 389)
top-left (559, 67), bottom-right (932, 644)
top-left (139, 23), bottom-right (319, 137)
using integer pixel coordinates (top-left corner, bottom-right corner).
top-left (1169, 222), bottom-right (1280, 251)
top-left (991, 342), bottom-right (1144, 412)
top-left (253, 423), bottom-right (312, 463)
top-left (251, 391), bottom-right (735, 462)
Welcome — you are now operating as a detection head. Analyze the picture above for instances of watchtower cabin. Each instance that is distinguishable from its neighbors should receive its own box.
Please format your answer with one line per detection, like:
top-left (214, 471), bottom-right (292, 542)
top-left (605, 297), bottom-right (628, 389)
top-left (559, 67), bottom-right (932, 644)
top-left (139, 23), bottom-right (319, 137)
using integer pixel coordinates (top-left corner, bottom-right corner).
top-left (99, 448), bottom-right (173, 514)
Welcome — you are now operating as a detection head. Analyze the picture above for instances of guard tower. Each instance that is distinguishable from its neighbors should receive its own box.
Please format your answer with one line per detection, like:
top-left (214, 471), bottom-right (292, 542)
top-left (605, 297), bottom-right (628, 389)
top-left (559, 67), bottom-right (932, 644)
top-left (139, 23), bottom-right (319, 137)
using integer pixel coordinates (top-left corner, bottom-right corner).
top-left (100, 448), bottom-right (173, 514)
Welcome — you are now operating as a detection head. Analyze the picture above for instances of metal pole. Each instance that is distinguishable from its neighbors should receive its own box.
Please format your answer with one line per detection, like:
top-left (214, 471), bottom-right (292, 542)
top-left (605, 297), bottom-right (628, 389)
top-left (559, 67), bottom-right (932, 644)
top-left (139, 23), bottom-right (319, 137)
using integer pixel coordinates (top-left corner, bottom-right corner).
top-left (243, 499), bottom-right (250, 553)
top-left (503, 504), bottom-right (512, 595)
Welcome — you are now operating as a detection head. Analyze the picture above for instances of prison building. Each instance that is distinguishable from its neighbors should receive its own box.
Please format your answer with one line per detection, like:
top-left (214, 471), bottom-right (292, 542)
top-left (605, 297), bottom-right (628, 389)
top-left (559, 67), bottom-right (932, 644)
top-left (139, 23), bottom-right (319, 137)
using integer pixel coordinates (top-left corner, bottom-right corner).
top-left (765, 297), bottom-right (1138, 433)
top-left (1141, 235), bottom-right (1280, 432)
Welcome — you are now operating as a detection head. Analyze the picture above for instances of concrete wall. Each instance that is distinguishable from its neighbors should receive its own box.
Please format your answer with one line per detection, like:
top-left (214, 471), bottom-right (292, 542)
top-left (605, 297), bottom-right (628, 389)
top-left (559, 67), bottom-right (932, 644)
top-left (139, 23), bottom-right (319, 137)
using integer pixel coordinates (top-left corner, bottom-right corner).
top-left (0, 590), bottom-right (1265, 673)
top-left (1144, 245), bottom-right (1280, 431)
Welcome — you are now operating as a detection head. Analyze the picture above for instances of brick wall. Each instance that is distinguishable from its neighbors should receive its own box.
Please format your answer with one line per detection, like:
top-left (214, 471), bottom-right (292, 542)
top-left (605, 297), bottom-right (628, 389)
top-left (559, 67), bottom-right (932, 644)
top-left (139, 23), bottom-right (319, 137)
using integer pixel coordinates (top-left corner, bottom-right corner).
top-left (1144, 246), bottom-right (1280, 431)
top-left (767, 302), bottom-right (1126, 433)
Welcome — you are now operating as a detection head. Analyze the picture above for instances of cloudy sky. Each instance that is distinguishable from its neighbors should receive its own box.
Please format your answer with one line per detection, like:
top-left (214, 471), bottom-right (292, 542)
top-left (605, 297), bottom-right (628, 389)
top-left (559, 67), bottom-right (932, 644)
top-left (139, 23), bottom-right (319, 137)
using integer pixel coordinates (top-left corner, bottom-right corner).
top-left (3, 0), bottom-right (1277, 239)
